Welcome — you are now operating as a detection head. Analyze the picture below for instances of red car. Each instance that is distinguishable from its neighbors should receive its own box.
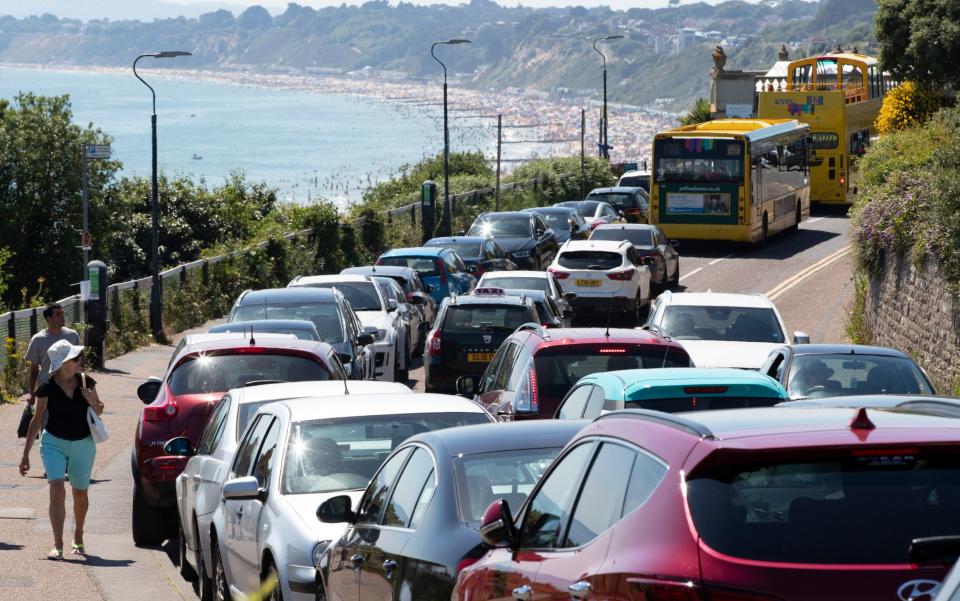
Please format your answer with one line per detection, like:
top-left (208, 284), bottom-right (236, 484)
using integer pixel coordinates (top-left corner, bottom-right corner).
top-left (456, 407), bottom-right (960, 600)
top-left (131, 332), bottom-right (346, 545)
top-left (457, 326), bottom-right (691, 420)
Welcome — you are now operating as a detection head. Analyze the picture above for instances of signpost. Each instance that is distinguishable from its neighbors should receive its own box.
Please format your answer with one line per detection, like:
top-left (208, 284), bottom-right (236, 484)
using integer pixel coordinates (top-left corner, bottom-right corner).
top-left (82, 143), bottom-right (110, 320)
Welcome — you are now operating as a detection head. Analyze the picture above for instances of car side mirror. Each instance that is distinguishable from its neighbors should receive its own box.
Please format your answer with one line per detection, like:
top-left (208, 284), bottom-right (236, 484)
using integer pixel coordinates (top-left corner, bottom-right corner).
top-left (456, 230), bottom-right (467, 236)
top-left (456, 375), bottom-right (478, 398)
top-left (336, 352), bottom-right (353, 367)
top-left (479, 499), bottom-right (517, 549)
top-left (424, 284), bottom-right (435, 293)
top-left (793, 331), bottom-right (810, 344)
top-left (467, 265), bottom-right (478, 274)
top-left (387, 299), bottom-right (398, 312)
top-left (163, 436), bottom-right (194, 457)
top-left (137, 377), bottom-right (163, 404)
top-left (409, 295), bottom-right (425, 305)
top-left (317, 494), bottom-right (356, 524)
top-left (222, 476), bottom-right (263, 501)
top-left (357, 333), bottom-right (375, 346)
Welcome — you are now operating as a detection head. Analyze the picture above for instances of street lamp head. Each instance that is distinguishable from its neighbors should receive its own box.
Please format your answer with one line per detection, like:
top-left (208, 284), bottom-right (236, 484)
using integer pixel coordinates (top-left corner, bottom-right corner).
top-left (603, 35), bottom-right (625, 41)
top-left (154, 50), bottom-right (192, 58)
top-left (445, 38), bottom-right (472, 45)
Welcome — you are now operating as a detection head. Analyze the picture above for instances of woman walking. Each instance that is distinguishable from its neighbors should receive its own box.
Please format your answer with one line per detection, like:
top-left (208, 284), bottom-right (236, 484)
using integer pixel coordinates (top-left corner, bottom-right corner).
top-left (19, 340), bottom-right (104, 559)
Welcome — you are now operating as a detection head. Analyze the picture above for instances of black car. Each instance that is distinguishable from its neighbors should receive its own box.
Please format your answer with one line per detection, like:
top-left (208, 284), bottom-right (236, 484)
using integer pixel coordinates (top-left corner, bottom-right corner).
top-left (521, 206), bottom-right (589, 243)
top-left (425, 236), bottom-right (517, 278)
top-left (317, 419), bottom-right (585, 601)
top-left (589, 223), bottom-right (680, 290)
top-left (586, 186), bottom-right (650, 223)
top-left (423, 291), bottom-right (539, 392)
top-left (759, 343), bottom-right (937, 400)
top-left (466, 211), bottom-right (558, 270)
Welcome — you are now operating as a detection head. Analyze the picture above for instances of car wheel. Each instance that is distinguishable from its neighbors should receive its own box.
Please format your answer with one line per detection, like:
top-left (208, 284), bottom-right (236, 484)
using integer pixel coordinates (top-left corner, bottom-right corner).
top-left (213, 539), bottom-right (232, 601)
top-left (670, 257), bottom-right (680, 287)
top-left (178, 519), bottom-right (198, 582)
top-left (397, 349), bottom-right (409, 382)
top-left (264, 562), bottom-right (283, 601)
top-left (132, 488), bottom-right (166, 546)
top-left (195, 522), bottom-right (213, 601)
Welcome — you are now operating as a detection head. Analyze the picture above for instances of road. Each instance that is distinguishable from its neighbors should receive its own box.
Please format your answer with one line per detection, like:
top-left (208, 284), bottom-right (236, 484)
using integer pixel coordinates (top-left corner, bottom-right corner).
top-left (0, 209), bottom-right (852, 600)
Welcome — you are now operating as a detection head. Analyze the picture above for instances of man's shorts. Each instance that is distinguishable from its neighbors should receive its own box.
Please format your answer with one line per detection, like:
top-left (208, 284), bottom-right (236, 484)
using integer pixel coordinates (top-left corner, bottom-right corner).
top-left (39, 431), bottom-right (96, 490)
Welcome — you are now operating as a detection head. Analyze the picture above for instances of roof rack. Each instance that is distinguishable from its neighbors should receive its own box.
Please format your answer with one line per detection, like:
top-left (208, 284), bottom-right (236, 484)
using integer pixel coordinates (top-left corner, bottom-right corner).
top-left (516, 322), bottom-right (550, 340)
top-left (597, 409), bottom-right (714, 439)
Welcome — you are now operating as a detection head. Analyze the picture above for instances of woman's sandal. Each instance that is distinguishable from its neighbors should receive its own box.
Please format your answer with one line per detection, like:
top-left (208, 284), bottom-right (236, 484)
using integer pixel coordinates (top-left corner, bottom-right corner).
top-left (47, 547), bottom-right (63, 560)
top-left (71, 542), bottom-right (85, 556)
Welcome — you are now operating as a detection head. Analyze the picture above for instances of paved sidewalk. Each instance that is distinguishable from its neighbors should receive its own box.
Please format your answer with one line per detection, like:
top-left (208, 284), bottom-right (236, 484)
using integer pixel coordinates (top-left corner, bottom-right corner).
top-left (0, 323), bottom-right (218, 601)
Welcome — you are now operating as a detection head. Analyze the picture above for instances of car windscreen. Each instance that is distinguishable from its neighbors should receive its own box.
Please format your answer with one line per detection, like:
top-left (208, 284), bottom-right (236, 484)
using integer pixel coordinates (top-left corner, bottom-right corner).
top-left (482, 277), bottom-right (548, 293)
top-left (624, 396), bottom-right (781, 412)
top-left (443, 305), bottom-right (536, 332)
top-left (455, 448), bottom-right (560, 524)
top-left (209, 324), bottom-right (319, 341)
top-left (787, 354), bottom-right (935, 399)
top-left (619, 175), bottom-right (649, 191)
top-left (661, 305), bottom-right (785, 343)
top-left (430, 241), bottom-right (482, 258)
top-left (468, 217), bottom-right (530, 237)
top-left (378, 256), bottom-right (440, 277)
top-left (232, 302), bottom-right (344, 342)
top-left (556, 250), bottom-right (623, 270)
top-left (281, 412), bottom-right (489, 494)
top-left (687, 449), bottom-right (960, 564)
top-left (169, 353), bottom-right (330, 396)
top-left (535, 347), bottom-right (690, 401)
top-left (305, 282), bottom-right (382, 312)
top-left (590, 228), bottom-right (654, 247)
top-left (588, 193), bottom-right (636, 211)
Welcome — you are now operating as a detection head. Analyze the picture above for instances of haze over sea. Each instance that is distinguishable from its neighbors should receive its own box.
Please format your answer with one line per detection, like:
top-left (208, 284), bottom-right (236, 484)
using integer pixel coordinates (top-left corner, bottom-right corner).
top-left (0, 66), bottom-right (455, 206)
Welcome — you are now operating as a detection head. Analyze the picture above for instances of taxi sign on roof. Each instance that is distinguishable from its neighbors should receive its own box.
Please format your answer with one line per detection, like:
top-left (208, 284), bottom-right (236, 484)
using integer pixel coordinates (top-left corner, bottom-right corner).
top-left (473, 287), bottom-right (506, 296)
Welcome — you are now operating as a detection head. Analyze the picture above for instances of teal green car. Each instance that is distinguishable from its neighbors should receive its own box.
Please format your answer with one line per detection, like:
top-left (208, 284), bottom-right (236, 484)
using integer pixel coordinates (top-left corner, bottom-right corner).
top-left (554, 367), bottom-right (788, 420)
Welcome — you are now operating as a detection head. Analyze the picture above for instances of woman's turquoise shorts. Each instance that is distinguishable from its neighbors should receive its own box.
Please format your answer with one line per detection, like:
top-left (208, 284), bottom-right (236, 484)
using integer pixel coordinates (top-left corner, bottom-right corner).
top-left (40, 431), bottom-right (96, 490)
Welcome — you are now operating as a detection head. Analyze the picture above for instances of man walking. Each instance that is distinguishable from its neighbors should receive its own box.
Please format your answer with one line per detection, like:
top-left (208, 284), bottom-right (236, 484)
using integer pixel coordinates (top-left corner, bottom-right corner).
top-left (24, 303), bottom-right (81, 406)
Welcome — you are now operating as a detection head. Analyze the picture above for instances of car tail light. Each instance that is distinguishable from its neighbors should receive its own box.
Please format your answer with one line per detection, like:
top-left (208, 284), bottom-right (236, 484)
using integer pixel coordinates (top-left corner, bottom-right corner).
top-left (455, 557), bottom-right (479, 575)
top-left (528, 367), bottom-right (539, 412)
top-left (547, 267), bottom-right (569, 280)
top-left (428, 330), bottom-right (442, 355)
top-left (143, 387), bottom-right (178, 422)
top-left (435, 259), bottom-right (447, 284)
top-left (607, 268), bottom-right (635, 281)
top-left (599, 347), bottom-right (627, 353)
top-left (142, 456), bottom-right (189, 481)
top-left (683, 386), bottom-right (728, 394)
top-left (234, 346), bottom-right (266, 354)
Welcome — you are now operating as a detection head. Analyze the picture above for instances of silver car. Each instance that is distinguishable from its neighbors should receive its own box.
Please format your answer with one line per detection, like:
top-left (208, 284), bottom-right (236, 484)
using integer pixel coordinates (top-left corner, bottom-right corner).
top-left (170, 380), bottom-right (411, 599)
top-left (209, 393), bottom-right (495, 600)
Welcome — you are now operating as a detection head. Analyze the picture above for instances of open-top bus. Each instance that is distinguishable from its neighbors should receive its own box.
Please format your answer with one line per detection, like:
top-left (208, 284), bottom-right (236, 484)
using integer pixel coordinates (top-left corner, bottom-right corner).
top-left (650, 118), bottom-right (811, 245)
top-left (757, 52), bottom-right (895, 205)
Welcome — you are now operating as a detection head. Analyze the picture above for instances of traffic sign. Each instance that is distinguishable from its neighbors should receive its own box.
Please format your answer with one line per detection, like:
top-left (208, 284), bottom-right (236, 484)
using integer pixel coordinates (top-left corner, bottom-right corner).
top-left (84, 144), bottom-right (111, 159)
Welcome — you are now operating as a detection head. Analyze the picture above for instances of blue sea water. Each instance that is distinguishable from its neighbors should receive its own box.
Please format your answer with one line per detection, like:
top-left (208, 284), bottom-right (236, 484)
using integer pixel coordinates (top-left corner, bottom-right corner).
top-left (0, 66), bottom-right (465, 205)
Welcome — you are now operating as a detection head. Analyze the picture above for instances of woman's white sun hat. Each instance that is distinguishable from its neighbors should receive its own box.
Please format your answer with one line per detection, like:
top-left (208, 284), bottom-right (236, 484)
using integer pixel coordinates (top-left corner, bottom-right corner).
top-left (47, 339), bottom-right (85, 374)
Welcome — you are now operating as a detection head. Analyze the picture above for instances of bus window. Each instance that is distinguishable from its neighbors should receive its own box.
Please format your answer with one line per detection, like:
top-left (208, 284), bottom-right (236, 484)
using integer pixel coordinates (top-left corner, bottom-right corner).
top-left (791, 64), bottom-right (813, 89)
top-left (810, 133), bottom-right (839, 150)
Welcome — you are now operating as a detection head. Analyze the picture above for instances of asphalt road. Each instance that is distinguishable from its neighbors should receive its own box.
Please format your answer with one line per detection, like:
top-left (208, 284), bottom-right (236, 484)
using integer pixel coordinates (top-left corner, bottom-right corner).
top-left (0, 208), bottom-right (852, 600)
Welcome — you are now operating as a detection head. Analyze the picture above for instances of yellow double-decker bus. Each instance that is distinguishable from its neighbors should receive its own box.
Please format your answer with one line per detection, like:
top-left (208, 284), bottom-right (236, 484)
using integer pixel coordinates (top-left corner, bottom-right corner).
top-left (649, 118), bottom-right (811, 245)
top-left (757, 52), bottom-right (895, 205)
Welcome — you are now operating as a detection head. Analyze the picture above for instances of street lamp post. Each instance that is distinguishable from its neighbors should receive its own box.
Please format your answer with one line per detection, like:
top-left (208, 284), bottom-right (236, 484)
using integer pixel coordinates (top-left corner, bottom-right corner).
top-left (430, 38), bottom-right (471, 236)
top-left (133, 50), bottom-right (191, 341)
top-left (593, 35), bottom-right (624, 160)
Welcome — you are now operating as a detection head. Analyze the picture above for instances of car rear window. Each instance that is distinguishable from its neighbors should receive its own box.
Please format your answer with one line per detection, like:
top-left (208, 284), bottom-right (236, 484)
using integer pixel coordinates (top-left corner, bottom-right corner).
top-left (455, 448), bottom-right (559, 524)
top-left (535, 347), bottom-right (691, 401)
top-left (619, 175), bottom-right (649, 190)
top-left (443, 305), bottom-right (536, 332)
top-left (302, 282), bottom-right (382, 312)
top-left (569, 201), bottom-right (600, 217)
top-left (233, 302), bottom-right (344, 342)
top-left (687, 449), bottom-right (960, 564)
top-left (210, 324), bottom-right (320, 341)
top-left (169, 353), bottom-right (330, 396)
top-left (590, 228), bottom-right (654, 247)
top-left (430, 241), bottom-right (482, 258)
top-left (788, 354), bottom-right (934, 398)
top-left (481, 277), bottom-right (548, 293)
top-left (624, 396), bottom-right (780, 412)
top-left (588, 193), bottom-right (636, 211)
top-left (557, 250), bottom-right (623, 270)
top-left (661, 305), bottom-right (785, 343)
top-left (379, 256), bottom-right (440, 277)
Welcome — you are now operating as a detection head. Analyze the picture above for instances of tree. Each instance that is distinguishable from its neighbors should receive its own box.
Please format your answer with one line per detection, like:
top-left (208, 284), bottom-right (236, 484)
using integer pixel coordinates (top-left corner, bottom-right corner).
top-left (876, 81), bottom-right (941, 135)
top-left (875, 0), bottom-right (960, 90)
top-left (679, 97), bottom-right (713, 126)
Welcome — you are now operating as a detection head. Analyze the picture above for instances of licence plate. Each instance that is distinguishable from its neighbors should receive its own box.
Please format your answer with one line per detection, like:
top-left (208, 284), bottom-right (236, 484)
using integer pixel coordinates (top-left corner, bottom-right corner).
top-left (467, 352), bottom-right (495, 362)
top-left (575, 279), bottom-right (602, 288)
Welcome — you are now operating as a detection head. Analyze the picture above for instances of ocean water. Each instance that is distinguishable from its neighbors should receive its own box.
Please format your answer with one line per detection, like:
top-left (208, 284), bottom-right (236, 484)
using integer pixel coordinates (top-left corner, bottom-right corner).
top-left (0, 67), bottom-right (476, 205)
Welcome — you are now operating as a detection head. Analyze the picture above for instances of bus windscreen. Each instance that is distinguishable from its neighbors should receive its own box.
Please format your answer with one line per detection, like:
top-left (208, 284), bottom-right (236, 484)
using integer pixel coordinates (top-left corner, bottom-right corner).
top-left (654, 139), bottom-right (744, 183)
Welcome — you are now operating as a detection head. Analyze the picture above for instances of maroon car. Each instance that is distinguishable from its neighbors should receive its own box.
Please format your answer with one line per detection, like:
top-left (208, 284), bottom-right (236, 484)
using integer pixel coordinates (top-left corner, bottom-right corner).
top-left (456, 407), bottom-right (960, 600)
top-left (131, 332), bottom-right (346, 545)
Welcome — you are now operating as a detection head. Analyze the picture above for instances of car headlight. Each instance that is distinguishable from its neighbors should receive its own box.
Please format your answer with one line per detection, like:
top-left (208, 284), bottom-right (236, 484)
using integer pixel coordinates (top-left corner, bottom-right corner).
top-left (313, 540), bottom-right (331, 569)
top-left (374, 328), bottom-right (387, 341)
top-left (512, 251), bottom-right (531, 258)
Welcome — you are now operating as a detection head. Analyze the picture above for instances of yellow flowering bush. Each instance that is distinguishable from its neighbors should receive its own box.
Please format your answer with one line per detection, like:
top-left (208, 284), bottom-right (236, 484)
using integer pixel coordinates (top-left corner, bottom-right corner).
top-left (876, 81), bottom-right (940, 135)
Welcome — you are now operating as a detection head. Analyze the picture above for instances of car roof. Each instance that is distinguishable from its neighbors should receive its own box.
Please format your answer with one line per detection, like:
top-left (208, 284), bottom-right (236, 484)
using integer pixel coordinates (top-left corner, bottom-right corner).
top-left (236, 287), bottom-right (338, 304)
top-left (481, 270), bottom-right (548, 279)
top-left (342, 265), bottom-right (419, 278)
top-left (476, 211), bottom-right (531, 220)
top-left (380, 247), bottom-right (445, 257)
top-left (178, 333), bottom-right (331, 354)
top-left (584, 367), bottom-right (786, 400)
top-left (620, 170), bottom-right (650, 177)
top-left (210, 319), bottom-right (317, 331)
top-left (522, 206), bottom-right (574, 215)
top-left (593, 223), bottom-right (657, 232)
top-left (531, 327), bottom-right (676, 346)
top-left (589, 187), bottom-right (643, 194)
top-left (450, 294), bottom-right (533, 307)
top-left (426, 236), bottom-right (488, 245)
top-left (271, 393), bottom-right (491, 421)
top-left (407, 419), bottom-right (587, 457)
top-left (778, 394), bottom-right (960, 409)
top-left (229, 380), bottom-right (411, 404)
top-left (789, 344), bottom-right (912, 358)
top-left (559, 239), bottom-right (630, 252)
top-left (505, 288), bottom-right (547, 300)
top-left (291, 274), bottom-right (372, 285)
top-left (660, 291), bottom-right (774, 308)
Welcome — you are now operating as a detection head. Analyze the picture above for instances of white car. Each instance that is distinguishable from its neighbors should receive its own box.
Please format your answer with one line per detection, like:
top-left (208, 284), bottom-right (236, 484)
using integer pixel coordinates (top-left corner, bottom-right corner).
top-left (617, 169), bottom-right (651, 192)
top-left (170, 380), bottom-right (410, 599)
top-left (476, 269), bottom-right (573, 318)
top-left (209, 393), bottom-right (494, 601)
top-left (547, 239), bottom-right (652, 324)
top-left (644, 291), bottom-right (806, 369)
top-left (289, 274), bottom-right (409, 381)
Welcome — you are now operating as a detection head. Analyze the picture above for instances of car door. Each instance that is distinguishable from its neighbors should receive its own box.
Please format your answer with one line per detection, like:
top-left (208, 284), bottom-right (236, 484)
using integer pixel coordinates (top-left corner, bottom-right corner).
top-left (476, 341), bottom-right (519, 414)
top-left (182, 394), bottom-right (231, 549)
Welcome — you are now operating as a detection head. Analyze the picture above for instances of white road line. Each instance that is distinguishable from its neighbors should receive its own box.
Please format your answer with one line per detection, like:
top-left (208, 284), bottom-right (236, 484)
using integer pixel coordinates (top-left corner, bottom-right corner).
top-left (806, 217), bottom-right (825, 224)
top-left (708, 253), bottom-right (734, 266)
top-left (679, 267), bottom-right (703, 282)
top-left (765, 246), bottom-right (851, 301)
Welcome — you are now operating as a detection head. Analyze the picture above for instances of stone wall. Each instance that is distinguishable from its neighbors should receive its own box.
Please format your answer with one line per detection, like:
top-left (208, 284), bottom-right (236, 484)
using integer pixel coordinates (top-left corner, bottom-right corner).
top-left (863, 253), bottom-right (960, 392)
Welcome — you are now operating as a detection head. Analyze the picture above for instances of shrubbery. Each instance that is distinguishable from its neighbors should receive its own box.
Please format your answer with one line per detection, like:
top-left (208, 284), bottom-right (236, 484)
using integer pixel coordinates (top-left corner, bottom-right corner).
top-left (875, 81), bottom-right (941, 135)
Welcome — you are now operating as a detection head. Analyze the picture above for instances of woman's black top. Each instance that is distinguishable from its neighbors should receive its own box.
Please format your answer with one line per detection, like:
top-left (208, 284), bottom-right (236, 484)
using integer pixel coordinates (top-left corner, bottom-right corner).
top-left (36, 373), bottom-right (96, 440)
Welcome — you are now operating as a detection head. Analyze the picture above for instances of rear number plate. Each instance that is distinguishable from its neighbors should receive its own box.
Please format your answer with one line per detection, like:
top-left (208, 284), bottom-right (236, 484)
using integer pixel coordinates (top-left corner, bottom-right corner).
top-left (575, 279), bottom-right (601, 287)
top-left (467, 352), bottom-right (495, 362)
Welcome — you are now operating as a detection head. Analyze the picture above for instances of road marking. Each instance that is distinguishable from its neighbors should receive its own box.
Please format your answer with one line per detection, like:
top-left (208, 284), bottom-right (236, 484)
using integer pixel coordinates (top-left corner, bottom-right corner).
top-left (765, 246), bottom-right (851, 301)
top-left (679, 267), bottom-right (702, 282)
top-left (708, 253), bottom-right (734, 265)
top-left (806, 217), bottom-right (825, 224)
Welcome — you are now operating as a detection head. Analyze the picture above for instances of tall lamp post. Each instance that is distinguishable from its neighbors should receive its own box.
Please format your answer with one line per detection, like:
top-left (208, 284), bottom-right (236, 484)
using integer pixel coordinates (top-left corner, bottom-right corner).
top-left (430, 38), bottom-right (471, 236)
top-left (592, 35), bottom-right (624, 160)
top-left (133, 50), bottom-right (191, 341)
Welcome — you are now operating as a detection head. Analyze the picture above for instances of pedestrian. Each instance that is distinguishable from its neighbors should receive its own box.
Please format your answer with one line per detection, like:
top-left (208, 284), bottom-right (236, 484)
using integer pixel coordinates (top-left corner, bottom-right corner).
top-left (23, 303), bottom-right (81, 407)
top-left (18, 339), bottom-right (104, 560)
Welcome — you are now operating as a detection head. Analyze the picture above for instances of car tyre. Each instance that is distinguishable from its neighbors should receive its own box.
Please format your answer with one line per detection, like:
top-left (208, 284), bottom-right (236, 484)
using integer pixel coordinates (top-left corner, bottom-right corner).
top-left (213, 538), bottom-right (232, 601)
top-left (132, 488), bottom-right (166, 546)
top-left (178, 519), bottom-right (198, 582)
top-left (669, 257), bottom-right (680, 288)
top-left (397, 348), bottom-right (409, 382)
top-left (195, 521), bottom-right (214, 601)
top-left (264, 562), bottom-right (283, 601)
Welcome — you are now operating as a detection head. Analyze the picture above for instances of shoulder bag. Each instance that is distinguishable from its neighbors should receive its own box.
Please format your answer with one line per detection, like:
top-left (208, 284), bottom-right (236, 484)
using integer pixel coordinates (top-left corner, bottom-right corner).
top-left (82, 372), bottom-right (108, 444)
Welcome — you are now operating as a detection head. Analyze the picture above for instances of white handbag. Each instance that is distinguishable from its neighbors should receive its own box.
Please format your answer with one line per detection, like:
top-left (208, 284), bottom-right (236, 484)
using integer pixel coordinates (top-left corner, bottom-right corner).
top-left (82, 373), bottom-right (108, 444)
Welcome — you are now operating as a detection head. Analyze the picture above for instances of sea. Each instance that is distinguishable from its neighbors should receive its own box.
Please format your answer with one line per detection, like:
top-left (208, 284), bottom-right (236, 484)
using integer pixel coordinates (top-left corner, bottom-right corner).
top-left (0, 66), bottom-right (476, 206)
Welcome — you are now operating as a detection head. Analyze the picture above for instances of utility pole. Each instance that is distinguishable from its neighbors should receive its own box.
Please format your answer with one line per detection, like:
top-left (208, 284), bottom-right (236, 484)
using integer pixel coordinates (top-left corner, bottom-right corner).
top-left (496, 113), bottom-right (502, 211)
top-left (580, 109), bottom-right (586, 199)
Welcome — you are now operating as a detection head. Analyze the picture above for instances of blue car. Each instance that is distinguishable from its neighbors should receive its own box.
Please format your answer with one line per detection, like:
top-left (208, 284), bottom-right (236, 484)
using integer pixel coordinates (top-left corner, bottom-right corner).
top-left (424, 236), bottom-right (517, 278)
top-left (376, 247), bottom-right (477, 305)
top-left (554, 367), bottom-right (789, 420)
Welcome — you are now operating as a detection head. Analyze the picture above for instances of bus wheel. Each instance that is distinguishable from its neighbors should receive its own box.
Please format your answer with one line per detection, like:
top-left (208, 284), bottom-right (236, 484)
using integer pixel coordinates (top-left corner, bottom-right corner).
top-left (760, 213), bottom-right (769, 247)
top-left (790, 201), bottom-right (801, 232)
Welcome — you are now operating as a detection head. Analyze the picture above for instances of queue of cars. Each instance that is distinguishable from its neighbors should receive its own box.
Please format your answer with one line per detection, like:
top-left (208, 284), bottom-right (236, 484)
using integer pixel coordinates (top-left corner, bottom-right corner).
top-left (131, 193), bottom-right (959, 601)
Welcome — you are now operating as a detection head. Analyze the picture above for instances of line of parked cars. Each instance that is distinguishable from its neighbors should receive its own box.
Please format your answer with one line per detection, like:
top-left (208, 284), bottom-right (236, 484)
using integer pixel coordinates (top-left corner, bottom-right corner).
top-left (130, 194), bottom-right (960, 601)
